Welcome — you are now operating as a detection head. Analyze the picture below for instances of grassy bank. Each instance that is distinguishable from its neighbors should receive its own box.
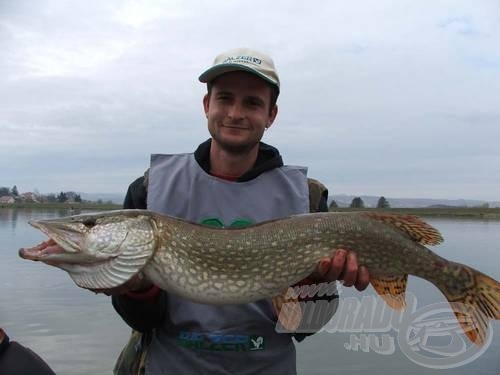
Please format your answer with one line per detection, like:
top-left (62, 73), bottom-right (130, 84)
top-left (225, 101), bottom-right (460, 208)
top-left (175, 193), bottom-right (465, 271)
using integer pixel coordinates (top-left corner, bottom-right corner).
top-left (330, 207), bottom-right (500, 219)
top-left (3, 204), bottom-right (499, 219)
top-left (0, 202), bottom-right (121, 210)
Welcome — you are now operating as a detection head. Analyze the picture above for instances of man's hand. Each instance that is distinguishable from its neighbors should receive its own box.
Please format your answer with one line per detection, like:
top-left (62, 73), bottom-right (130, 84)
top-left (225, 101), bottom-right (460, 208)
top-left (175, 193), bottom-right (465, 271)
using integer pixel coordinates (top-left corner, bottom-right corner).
top-left (90, 273), bottom-right (154, 296)
top-left (311, 249), bottom-right (369, 291)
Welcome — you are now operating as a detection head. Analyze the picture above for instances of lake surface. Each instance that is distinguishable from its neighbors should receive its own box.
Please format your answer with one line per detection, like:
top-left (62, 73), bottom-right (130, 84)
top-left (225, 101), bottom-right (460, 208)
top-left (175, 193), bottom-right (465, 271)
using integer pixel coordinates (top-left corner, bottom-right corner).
top-left (1, 209), bottom-right (499, 374)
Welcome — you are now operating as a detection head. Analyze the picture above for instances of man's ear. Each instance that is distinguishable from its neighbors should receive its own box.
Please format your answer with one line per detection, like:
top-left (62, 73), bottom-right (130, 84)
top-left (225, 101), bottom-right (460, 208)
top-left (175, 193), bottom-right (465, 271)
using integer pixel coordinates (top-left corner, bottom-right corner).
top-left (267, 105), bottom-right (278, 129)
top-left (203, 94), bottom-right (210, 118)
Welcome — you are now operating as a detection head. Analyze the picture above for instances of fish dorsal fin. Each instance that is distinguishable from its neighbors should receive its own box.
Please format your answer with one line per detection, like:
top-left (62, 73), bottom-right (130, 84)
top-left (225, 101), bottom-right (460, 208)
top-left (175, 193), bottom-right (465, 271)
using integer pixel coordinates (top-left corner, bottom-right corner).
top-left (362, 213), bottom-right (443, 245)
top-left (370, 275), bottom-right (408, 310)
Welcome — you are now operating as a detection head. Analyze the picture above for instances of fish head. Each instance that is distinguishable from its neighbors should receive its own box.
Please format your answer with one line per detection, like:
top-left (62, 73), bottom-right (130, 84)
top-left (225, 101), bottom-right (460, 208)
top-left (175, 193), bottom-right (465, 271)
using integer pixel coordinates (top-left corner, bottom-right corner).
top-left (20, 210), bottom-right (157, 267)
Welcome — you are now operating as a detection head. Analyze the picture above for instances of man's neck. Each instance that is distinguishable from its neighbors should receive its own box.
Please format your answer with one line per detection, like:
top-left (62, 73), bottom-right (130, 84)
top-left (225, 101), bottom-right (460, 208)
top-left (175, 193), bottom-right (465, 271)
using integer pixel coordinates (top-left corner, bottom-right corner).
top-left (209, 142), bottom-right (259, 178)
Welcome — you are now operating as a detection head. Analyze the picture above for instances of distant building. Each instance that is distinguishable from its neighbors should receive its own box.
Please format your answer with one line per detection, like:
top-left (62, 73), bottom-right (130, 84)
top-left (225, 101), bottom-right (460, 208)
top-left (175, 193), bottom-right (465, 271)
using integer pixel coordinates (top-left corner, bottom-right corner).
top-left (20, 192), bottom-right (40, 203)
top-left (0, 196), bottom-right (15, 204)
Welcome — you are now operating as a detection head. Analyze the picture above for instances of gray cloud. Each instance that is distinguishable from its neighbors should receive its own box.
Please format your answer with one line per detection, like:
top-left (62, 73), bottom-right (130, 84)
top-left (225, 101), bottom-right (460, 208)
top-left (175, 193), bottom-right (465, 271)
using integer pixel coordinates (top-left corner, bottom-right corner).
top-left (1, 0), bottom-right (499, 200)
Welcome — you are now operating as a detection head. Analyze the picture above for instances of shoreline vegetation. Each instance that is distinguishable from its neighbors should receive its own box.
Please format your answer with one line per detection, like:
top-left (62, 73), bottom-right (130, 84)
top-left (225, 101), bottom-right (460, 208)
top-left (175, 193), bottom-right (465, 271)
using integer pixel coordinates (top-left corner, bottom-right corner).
top-left (1, 203), bottom-right (499, 219)
top-left (0, 202), bottom-right (121, 210)
top-left (330, 207), bottom-right (500, 219)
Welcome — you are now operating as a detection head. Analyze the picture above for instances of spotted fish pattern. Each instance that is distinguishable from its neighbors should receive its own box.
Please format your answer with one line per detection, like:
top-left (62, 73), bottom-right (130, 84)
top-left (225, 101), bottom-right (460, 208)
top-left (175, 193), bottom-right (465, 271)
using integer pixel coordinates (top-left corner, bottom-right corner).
top-left (19, 210), bottom-right (500, 346)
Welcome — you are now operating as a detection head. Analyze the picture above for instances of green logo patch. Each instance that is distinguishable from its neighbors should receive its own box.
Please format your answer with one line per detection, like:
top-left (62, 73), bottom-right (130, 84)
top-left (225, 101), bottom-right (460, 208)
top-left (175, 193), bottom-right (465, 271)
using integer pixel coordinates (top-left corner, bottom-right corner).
top-left (200, 217), bottom-right (253, 228)
top-left (177, 332), bottom-right (265, 352)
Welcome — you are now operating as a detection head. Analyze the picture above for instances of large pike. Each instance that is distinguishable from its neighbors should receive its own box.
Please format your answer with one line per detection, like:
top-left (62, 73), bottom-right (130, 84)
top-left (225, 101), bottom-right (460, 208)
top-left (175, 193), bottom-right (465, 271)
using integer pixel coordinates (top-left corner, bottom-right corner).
top-left (19, 210), bottom-right (499, 345)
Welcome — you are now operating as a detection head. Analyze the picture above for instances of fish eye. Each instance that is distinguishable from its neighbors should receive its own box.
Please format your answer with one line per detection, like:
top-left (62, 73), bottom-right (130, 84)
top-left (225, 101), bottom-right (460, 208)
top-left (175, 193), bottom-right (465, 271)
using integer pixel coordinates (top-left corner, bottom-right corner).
top-left (82, 219), bottom-right (96, 228)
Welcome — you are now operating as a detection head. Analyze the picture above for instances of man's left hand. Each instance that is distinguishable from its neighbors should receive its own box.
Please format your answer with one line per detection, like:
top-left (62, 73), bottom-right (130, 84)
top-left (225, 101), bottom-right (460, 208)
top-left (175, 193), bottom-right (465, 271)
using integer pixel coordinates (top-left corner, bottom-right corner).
top-left (311, 249), bottom-right (369, 291)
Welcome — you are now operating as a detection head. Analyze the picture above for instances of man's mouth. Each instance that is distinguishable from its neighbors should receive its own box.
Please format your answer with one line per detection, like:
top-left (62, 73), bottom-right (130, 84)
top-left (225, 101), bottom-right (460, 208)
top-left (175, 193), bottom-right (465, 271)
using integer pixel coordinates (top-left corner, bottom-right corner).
top-left (222, 124), bottom-right (249, 130)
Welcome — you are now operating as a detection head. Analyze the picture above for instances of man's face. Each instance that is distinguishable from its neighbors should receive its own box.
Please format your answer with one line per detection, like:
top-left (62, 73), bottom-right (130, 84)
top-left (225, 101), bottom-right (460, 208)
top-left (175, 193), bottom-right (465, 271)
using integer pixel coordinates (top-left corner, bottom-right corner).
top-left (203, 71), bottom-right (278, 154)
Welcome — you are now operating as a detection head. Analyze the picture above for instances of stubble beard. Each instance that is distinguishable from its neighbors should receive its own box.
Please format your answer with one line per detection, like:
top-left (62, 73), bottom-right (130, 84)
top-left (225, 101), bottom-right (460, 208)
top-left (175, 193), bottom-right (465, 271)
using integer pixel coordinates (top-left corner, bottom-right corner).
top-left (213, 135), bottom-right (259, 155)
top-left (210, 125), bottom-right (262, 155)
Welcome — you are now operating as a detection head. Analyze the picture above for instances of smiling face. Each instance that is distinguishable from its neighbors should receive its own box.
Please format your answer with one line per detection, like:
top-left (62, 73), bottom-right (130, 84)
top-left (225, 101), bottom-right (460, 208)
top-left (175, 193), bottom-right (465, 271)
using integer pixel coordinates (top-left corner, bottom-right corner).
top-left (203, 71), bottom-right (278, 154)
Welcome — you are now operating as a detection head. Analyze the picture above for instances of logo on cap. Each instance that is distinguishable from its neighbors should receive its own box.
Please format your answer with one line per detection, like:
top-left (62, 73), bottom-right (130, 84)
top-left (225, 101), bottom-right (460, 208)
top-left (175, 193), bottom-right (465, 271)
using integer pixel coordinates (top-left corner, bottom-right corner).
top-left (222, 55), bottom-right (262, 66)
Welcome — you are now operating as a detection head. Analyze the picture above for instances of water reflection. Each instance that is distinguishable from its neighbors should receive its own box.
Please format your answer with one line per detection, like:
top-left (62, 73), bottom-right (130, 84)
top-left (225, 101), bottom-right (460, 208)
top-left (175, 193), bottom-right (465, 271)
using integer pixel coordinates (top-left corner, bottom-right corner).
top-left (0, 208), bottom-right (18, 231)
top-left (1, 209), bottom-right (499, 374)
top-left (0, 208), bottom-right (130, 375)
top-left (297, 217), bottom-right (500, 375)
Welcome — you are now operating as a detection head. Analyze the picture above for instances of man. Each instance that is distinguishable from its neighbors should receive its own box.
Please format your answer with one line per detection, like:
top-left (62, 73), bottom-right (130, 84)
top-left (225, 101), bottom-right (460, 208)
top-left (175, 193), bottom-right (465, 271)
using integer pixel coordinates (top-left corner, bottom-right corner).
top-left (112, 48), bottom-right (369, 374)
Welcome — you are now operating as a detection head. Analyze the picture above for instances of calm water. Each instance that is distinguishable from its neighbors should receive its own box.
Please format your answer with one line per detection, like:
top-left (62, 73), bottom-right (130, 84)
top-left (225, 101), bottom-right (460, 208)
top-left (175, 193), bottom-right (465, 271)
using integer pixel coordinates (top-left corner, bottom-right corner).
top-left (0, 209), bottom-right (499, 374)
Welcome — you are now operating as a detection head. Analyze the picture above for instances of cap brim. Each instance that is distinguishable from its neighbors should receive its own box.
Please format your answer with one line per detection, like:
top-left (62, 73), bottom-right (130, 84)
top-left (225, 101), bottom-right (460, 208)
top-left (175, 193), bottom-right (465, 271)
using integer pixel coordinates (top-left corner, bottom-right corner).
top-left (198, 63), bottom-right (279, 91)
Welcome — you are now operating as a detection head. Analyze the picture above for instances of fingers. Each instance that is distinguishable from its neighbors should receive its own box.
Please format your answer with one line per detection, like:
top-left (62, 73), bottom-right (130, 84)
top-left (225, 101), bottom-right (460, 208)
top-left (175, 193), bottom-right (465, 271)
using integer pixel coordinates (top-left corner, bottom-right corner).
top-left (309, 257), bottom-right (331, 281)
top-left (354, 265), bottom-right (370, 291)
top-left (90, 273), bottom-right (153, 296)
top-left (327, 249), bottom-right (347, 281)
top-left (127, 273), bottom-right (153, 292)
top-left (340, 251), bottom-right (358, 287)
top-left (317, 249), bottom-right (370, 292)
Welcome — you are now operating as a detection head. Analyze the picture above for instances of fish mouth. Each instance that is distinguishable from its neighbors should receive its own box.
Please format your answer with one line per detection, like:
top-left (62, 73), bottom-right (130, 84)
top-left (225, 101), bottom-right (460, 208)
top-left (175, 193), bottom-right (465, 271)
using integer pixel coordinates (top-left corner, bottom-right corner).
top-left (19, 240), bottom-right (65, 261)
top-left (19, 219), bottom-right (84, 264)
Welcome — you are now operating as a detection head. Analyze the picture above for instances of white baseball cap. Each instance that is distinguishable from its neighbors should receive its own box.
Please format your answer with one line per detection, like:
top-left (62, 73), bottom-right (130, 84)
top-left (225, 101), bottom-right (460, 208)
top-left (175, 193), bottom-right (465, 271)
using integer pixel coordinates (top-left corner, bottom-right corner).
top-left (198, 48), bottom-right (280, 92)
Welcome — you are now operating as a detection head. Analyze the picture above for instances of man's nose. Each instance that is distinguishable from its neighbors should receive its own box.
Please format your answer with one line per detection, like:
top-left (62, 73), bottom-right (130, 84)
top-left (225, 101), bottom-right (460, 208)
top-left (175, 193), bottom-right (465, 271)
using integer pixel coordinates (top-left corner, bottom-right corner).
top-left (227, 102), bottom-right (245, 120)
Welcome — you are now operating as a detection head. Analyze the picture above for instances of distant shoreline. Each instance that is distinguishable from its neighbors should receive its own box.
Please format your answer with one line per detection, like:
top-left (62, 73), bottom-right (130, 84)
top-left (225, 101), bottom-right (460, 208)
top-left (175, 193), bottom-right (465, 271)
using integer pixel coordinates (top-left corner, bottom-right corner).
top-left (1, 204), bottom-right (499, 219)
top-left (0, 203), bottom-right (121, 210)
top-left (330, 207), bottom-right (500, 219)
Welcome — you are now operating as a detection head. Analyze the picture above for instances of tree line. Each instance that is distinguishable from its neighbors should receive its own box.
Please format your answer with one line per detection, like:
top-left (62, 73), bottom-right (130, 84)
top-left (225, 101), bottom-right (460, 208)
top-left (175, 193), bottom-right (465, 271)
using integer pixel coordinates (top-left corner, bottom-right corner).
top-left (0, 185), bottom-right (82, 203)
top-left (0, 186), bottom-right (18, 197)
top-left (329, 196), bottom-right (390, 209)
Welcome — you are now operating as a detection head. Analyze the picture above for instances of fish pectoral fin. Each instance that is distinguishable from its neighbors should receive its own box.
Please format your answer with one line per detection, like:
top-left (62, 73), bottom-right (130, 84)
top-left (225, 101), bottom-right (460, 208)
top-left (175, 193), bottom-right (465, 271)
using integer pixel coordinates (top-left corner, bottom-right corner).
top-left (370, 274), bottom-right (408, 311)
top-left (272, 292), bottom-right (302, 331)
top-left (362, 213), bottom-right (443, 245)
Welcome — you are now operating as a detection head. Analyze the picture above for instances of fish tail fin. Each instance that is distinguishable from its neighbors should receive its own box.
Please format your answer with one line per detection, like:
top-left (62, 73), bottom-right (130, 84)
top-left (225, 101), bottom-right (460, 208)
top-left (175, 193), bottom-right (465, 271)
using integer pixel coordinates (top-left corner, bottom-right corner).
top-left (434, 262), bottom-right (500, 346)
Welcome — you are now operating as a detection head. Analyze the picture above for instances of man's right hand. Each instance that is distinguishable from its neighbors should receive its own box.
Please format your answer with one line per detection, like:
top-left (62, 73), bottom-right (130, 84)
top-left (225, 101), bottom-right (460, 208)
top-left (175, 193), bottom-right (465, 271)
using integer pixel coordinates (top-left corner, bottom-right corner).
top-left (91, 273), bottom-right (154, 296)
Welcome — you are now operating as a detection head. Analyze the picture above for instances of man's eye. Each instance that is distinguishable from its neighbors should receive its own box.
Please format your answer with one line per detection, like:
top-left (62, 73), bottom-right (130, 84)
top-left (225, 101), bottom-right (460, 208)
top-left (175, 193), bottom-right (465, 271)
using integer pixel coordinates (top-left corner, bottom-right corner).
top-left (247, 100), bottom-right (262, 107)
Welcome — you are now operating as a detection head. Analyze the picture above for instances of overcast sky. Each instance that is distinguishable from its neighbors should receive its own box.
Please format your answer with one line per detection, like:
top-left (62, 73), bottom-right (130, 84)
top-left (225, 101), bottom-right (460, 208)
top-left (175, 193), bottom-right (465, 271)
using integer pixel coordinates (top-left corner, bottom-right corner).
top-left (1, 0), bottom-right (499, 201)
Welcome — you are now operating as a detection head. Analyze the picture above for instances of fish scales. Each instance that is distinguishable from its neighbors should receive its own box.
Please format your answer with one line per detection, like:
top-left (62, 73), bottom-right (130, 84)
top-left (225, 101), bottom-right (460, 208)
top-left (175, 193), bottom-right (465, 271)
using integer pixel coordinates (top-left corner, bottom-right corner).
top-left (19, 209), bottom-right (500, 346)
top-left (145, 212), bottom-right (449, 303)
